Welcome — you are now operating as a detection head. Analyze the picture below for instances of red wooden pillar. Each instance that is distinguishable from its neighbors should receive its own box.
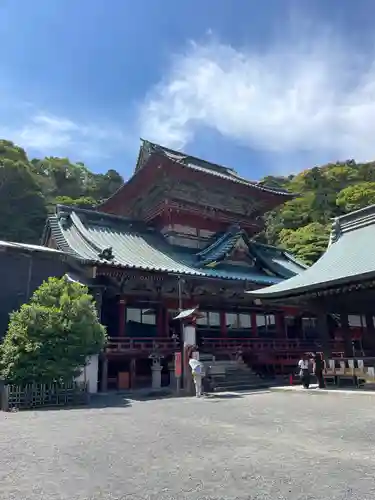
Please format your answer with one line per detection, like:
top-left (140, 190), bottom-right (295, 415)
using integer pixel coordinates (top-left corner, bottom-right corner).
top-left (251, 312), bottom-right (258, 336)
top-left (157, 305), bottom-right (165, 337)
top-left (220, 311), bottom-right (227, 337)
top-left (118, 297), bottom-right (126, 337)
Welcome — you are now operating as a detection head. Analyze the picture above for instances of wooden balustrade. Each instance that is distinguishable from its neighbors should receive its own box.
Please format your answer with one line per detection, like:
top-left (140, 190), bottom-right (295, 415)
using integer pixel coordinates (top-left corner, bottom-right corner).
top-left (105, 336), bottom-right (344, 355)
top-left (106, 337), bottom-right (177, 354)
top-left (323, 357), bottom-right (375, 386)
top-left (202, 337), bottom-right (320, 352)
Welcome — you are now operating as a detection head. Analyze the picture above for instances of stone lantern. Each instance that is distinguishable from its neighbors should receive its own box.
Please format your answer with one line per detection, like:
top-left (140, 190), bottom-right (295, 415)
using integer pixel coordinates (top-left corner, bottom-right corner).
top-left (149, 346), bottom-right (164, 390)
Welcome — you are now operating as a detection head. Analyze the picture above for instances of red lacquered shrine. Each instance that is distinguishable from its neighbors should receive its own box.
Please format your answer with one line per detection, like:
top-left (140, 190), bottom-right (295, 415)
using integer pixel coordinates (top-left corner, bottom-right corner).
top-left (42, 140), bottom-right (346, 391)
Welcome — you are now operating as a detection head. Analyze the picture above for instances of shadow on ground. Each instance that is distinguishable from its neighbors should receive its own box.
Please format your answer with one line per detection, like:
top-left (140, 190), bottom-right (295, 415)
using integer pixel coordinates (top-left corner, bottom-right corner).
top-left (204, 393), bottom-right (243, 400)
top-left (126, 389), bottom-right (176, 401)
top-left (88, 394), bottom-right (132, 408)
top-left (4, 394), bottom-right (133, 413)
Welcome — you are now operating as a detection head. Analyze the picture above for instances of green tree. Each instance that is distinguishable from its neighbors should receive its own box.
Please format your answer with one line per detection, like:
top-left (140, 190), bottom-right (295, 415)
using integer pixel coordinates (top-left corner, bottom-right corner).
top-left (336, 182), bottom-right (375, 213)
top-left (30, 157), bottom-right (91, 200)
top-left (0, 156), bottom-right (47, 242)
top-left (258, 175), bottom-right (292, 190)
top-left (55, 195), bottom-right (97, 209)
top-left (278, 223), bottom-right (330, 265)
top-left (357, 162), bottom-right (375, 182)
top-left (85, 169), bottom-right (124, 202)
top-left (0, 139), bottom-right (124, 241)
top-left (262, 194), bottom-right (315, 245)
top-left (0, 139), bottom-right (29, 163)
top-left (0, 277), bottom-right (106, 384)
top-left (321, 163), bottom-right (359, 191)
top-left (30, 157), bottom-right (124, 208)
top-left (260, 159), bottom-right (375, 262)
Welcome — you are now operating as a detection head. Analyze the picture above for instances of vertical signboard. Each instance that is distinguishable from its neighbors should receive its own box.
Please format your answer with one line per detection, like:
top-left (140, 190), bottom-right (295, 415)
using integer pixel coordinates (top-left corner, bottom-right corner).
top-left (175, 352), bottom-right (182, 378)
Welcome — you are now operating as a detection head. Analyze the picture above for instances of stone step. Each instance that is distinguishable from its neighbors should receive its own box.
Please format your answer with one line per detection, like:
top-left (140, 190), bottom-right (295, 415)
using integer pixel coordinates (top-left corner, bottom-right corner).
top-left (225, 368), bottom-right (260, 377)
top-left (215, 379), bottom-right (261, 389)
top-left (211, 366), bottom-right (262, 387)
top-left (220, 375), bottom-right (261, 382)
top-left (225, 366), bottom-right (254, 374)
top-left (199, 354), bottom-right (215, 362)
top-left (212, 360), bottom-right (239, 365)
top-left (221, 369), bottom-right (259, 377)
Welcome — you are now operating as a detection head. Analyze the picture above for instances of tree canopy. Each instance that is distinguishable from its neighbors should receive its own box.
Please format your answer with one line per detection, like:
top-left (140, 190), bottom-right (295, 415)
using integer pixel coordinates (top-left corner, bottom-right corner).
top-left (0, 140), bottom-right (124, 243)
top-left (0, 277), bottom-right (107, 385)
top-left (260, 159), bottom-right (375, 264)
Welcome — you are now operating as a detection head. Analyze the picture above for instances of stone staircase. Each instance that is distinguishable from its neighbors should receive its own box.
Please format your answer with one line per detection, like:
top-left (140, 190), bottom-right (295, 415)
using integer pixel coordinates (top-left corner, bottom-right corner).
top-left (201, 357), bottom-right (272, 392)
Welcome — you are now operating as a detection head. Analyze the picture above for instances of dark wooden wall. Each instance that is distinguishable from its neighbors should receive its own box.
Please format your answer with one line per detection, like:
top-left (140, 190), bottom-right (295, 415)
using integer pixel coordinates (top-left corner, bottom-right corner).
top-left (0, 250), bottom-right (68, 339)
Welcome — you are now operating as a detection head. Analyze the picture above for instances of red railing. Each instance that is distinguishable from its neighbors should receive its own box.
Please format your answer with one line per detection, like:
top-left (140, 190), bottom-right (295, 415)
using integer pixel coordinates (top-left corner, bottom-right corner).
top-left (106, 336), bottom-right (344, 355)
top-left (106, 337), bottom-right (176, 354)
top-left (201, 337), bottom-right (339, 353)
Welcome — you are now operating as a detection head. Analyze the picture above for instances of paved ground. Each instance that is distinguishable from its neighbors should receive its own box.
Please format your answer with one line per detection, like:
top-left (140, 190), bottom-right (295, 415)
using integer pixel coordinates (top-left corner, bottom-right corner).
top-left (1, 390), bottom-right (375, 500)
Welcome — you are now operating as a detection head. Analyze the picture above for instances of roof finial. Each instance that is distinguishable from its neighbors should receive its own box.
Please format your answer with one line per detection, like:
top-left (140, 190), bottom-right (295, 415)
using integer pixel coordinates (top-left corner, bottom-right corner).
top-left (328, 217), bottom-right (341, 247)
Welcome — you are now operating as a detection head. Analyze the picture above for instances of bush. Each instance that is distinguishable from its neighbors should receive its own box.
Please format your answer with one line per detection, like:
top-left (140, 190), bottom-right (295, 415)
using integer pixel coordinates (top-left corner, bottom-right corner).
top-left (0, 277), bottom-right (106, 384)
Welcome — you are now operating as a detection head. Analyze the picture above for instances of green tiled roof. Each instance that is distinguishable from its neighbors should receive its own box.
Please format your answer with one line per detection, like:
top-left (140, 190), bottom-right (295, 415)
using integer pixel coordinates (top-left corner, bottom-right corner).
top-left (46, 205), bottom-right (302, 285)
top-left (194, 224), bottom-right (306, 279)
top-left (249, 241), bottom-right (308, 279)
top-left (247, 204), bottom-right (375, 299)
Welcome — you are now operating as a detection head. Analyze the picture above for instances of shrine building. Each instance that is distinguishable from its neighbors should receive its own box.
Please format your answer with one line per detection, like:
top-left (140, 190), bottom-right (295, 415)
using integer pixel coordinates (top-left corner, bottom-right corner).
top-left (40, 140), bottom-right (350, 391)
top-left (247, 204), bottom-right (375, 359)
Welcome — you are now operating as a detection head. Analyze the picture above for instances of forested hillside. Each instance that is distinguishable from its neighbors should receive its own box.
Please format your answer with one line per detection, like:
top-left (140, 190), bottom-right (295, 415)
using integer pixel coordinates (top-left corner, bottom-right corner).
top-left (0, 140), bottom-right (124, 243)
top-left (259, 161), bottom-right (375, 263)
top-left (1, 138), bottom-right (375, 265)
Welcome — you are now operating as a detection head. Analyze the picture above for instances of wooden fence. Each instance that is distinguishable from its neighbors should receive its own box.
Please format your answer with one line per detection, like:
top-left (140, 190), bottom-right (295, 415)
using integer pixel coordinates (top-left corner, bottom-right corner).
top-left (0, 380), bottom-right (89, 411)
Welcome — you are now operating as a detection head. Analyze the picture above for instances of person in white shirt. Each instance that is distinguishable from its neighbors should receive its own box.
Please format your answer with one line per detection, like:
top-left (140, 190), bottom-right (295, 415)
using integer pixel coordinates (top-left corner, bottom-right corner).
top-left (189, 354), bottom-right (205, 397)
top-left (298, 354), bottom-right (310, 389)
top-left (191, 362), bottom-right (204, 397)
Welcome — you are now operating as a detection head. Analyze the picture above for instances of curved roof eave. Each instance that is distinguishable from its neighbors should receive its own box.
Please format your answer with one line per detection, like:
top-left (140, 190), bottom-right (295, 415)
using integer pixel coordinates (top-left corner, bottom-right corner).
top-left (98, 140), bottom-right (296, 210)
top-left (247, 206), bottom-right (375, 300)
top-left (247, 270), bottom-right (375, 300)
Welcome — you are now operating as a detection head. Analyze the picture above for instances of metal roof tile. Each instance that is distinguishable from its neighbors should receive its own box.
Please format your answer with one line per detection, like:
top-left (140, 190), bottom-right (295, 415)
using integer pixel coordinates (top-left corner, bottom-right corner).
top-left (49, 206), bottom-right (290, 284)
top-left (248, 206), bottom-right (375, 298)
top-left (249, 242), bottom-right (307, 279)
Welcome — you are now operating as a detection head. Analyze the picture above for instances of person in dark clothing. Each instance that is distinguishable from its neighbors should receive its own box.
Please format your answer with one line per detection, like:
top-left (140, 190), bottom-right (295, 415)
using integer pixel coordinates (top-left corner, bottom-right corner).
top-left (202, 374), bottom-right (213, 394)
top-left (313, 352), bottom-right (325, 389)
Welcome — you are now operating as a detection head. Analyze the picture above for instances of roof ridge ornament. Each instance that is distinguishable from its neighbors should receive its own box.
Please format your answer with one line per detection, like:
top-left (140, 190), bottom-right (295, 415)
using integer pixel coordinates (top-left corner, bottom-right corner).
top-left (98, 247), bottom-right (114, 261)
top-left (328, 218), bottom-right (342, 246)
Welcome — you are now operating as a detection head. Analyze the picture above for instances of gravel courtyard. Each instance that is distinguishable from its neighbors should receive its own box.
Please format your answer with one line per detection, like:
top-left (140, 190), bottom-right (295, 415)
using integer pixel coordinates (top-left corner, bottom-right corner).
top-left (1, 390), bottom-right (374, 500)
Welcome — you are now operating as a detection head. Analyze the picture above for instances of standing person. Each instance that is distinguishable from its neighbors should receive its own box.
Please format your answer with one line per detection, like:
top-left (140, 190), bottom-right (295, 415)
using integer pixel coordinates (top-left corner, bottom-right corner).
top-left (192, 363), bottom-right (203, 397)
top-left (298, 354), bottom-right (310, 389)
top-left (313, 352), bottom-right (325, 389)
top-left (189, 357), bottom-right (204, 397)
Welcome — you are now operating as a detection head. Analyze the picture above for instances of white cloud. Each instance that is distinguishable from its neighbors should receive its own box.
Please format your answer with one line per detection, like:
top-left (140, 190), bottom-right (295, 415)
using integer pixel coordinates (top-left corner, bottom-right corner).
top-left (16, 114), bottom-right (80, 151)
top-left (0, 107), bottom-right (130, 162)
top-left (139, 36), bottom-right (375, 165)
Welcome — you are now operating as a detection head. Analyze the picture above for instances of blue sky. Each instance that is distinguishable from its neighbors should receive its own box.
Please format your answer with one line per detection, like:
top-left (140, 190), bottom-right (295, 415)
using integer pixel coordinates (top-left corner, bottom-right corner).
top-left (1, 0), bottom-right (375, 180)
